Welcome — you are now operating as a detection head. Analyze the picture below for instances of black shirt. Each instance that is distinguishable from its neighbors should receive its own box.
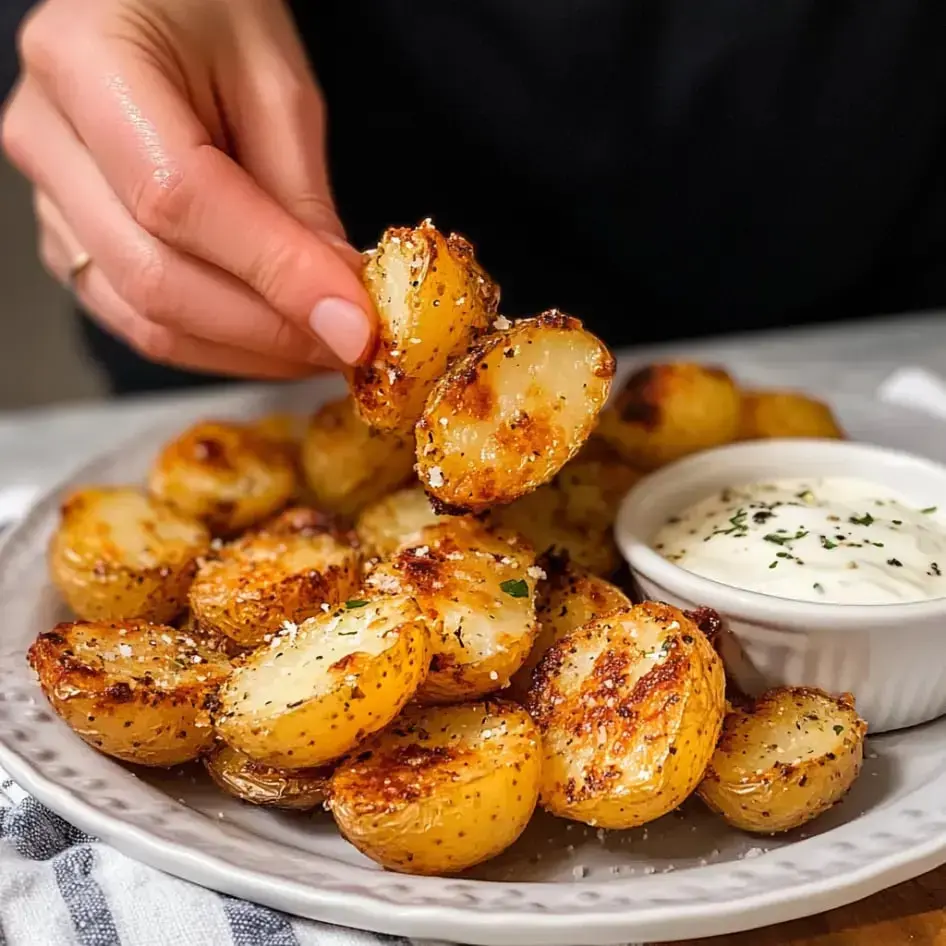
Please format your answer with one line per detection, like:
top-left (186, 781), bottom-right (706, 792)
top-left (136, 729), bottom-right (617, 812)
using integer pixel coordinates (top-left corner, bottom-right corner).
top-left (4, 1), bottom-right (946, 389)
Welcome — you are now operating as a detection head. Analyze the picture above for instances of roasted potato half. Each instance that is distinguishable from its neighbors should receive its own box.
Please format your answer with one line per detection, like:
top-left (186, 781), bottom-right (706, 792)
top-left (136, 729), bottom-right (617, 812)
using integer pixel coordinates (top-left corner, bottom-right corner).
top-left (204, 742), bottom-right (333, 810)
top-left (352, 220), bottom-right (500, 433)
top-left (301, 396), bottom-right (416, 517)
top-left (329, 701), bottom-right (540, 875)
top-left (697, 687), bottom-right (866, 834)
top-left (49, 486), bottom-right (210, 624)
top-left (149, 420), bottom-right (297, 536)
top-left (216, 595), bottom-right (429, 768)
top-left (416, 311), bottom-right (615, 512)
top-left (598, 363), bottom-right (742, 470)
top-left (355, 485), bottom-right (445, 559)
top-left (188, 526), bottom-right (362, 648)
top-left (366, 519), bottom-right (538, 703)
top-left (490, 441), bottom-right (641, 575)
top-left (27, 620), bottom-right (231, 767)
top-left (738, 389), bottom-right (845, 441)
top-left (528, 602), bottom-right (725, 829)
top-left (509, 554), bottom-right (631, 699)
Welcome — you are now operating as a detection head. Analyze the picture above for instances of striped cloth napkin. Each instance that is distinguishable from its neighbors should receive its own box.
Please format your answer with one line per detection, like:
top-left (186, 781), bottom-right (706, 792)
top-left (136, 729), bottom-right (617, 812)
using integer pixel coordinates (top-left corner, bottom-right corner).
top-left (3, 365), bottom-right (945, 946)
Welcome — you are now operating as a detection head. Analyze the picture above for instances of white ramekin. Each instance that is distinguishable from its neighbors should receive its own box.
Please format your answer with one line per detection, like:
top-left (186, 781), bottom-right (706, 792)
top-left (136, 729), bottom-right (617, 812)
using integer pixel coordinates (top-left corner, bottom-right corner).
top-left (615, 439), bottom-right (946, 733)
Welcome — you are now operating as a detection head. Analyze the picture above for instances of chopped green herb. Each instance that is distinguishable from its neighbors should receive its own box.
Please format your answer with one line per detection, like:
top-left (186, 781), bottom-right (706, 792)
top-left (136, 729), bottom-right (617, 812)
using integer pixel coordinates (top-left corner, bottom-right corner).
top-left (500, 578), bottom-right (529, 598)
top-left (796, 489), bottom-right (815, 503)
top-left (922, 506), bottom-right (938, 515)
top-left (768, 561), bottom-right (778, 569)
top-left (764, 530), bottom-right (808, 546)
top-left (813, 582), bottom-right (825, 594)
top-left (345, 599), bottom-right (369, 609)
top-left (833, 725), bottom-right (844, 735)
top-left (820, 537), bottom-right (837, 550)
top-left (849, 513), bottom-right (875, 526)
top-left (887, 558), bottom-right (903, 568)
top-left (337, 630), bottom-right (359, 636)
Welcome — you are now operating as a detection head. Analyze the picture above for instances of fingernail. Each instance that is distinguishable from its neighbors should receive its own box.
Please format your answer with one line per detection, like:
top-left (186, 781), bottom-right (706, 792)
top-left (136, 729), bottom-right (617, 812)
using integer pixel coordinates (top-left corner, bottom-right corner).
top-left (309, 297), bottom-right (371, 365)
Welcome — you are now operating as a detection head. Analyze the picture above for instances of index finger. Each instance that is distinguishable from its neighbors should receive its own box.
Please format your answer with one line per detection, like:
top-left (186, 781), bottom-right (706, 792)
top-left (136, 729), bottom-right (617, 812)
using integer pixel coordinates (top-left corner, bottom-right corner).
top-left (31, 26), bottom-right (374, 364)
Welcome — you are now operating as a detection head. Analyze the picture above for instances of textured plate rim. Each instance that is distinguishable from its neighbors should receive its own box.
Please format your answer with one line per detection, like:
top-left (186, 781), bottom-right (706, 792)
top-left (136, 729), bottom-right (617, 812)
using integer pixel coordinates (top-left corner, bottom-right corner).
top-left (3, 393), bottom-right (946, 945)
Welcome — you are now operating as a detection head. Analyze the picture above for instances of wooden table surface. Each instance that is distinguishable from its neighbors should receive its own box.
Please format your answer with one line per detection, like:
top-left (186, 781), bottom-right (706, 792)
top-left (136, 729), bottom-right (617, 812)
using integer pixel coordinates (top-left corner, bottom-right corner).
top-left (663, 866), bottom-right (946, 945)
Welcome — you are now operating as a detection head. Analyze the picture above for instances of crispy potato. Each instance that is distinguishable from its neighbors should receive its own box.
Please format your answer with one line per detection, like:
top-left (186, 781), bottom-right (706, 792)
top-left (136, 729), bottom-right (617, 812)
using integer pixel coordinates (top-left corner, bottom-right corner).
top-left (329, 701), bottom-right (540, 874)
top-left (697, 687), bottom-right (866, 833)
top-left (188, 523), bottom-right (362, 648)
top-left (598, 363), bottom-right (741, 470)
top-left (301, 397), bottom-right (416, 517)
top-left (509, 553), bottom-right (631, 699)
top-left (355, 485), bottom-right (445, 558)
top-left (416, 311), bottom-right (615, 512)
top-left (49, 486), bottom-right (210, 624)
top-left (366, 519), bottom-right (538, 703)
top-left (738, 389), bottom-right (845, 441)
top-left (352, 220), bottom-right (500, 433)
top-left (528, 602), bottom-right (725, 828)
top-left (216, 595), bottom-right (429, 768)
top-left (249, 412), bottom-right (307, 450)
top-left (490, 441), bottom-right (641, 575)
top-left (27, 620), bottom-right (231, 767)
top-left (149, 421), bottom-right (297, 536)
top-left (204, 742), bottom-right (333, 810)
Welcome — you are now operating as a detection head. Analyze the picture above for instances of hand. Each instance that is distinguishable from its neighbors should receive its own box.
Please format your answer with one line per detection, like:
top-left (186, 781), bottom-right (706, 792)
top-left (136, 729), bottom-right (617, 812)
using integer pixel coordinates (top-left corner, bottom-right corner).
top-left (2, 0), bottom-right (375, 379)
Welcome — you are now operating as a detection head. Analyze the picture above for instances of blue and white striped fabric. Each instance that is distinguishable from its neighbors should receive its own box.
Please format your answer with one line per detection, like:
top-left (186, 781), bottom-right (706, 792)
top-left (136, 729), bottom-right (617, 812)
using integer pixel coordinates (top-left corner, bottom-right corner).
top-left (0, 769), bottom-right (434, 946)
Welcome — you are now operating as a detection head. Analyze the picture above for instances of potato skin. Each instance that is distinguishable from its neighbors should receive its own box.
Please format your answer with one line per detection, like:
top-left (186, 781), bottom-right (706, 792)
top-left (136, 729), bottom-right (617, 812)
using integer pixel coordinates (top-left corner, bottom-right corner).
top-left (490, 440), bottom-right (641, 576)
top-left (149, 421), bottom-right (297, 536)
top-left (301, 397), bottom-right (416, 517)
top-left (739, 389), bottom-right (845, 441)
top-left (216, 595), bottom-right (429, 768)
top-left (352, 220), bottom-right (500, 433)
top-left (188, 527), bottom-right (362, 648)
top-left (366, 519), bottom-right (538, 703)
top-left (355, 486), bottom-right (445, 559)
top-left (528, 602), bottom-right (725, 829)
top-left (204, 743), bottom-right (333, 810)
top-left (27, 620), bottom-right (231, 767)
top-left (697, 687), bottom-right (866, 834)
top-left (329, 701), bottom-right (540, 874)
top-left (598, 363), bottom-right (741, 470)
top-left (49, 486), bottom-right (210, 625)
top-left (416, 311), bottom-right (615, 512)
top-left (509, 553), bottom-right (631, 699)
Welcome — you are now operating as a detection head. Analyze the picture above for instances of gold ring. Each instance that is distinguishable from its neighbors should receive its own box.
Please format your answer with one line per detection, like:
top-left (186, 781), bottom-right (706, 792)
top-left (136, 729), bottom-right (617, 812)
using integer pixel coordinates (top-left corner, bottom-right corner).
top-left (66, 251), bottom-right (92, 291)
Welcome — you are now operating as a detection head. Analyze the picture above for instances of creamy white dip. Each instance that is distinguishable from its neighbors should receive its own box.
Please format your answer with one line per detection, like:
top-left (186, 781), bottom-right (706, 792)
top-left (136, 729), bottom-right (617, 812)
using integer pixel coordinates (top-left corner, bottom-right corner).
top-left (652, 477), bottom-right (946, 604)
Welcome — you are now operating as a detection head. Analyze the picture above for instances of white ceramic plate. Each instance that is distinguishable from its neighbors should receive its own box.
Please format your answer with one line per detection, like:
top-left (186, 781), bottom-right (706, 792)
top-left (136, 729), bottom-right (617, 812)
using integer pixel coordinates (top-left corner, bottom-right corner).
top-left (3, 386), bottom-right (946, 946)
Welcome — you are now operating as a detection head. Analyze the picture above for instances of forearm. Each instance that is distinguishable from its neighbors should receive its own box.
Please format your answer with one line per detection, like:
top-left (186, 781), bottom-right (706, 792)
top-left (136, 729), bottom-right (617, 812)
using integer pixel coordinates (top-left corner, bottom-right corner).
top-left (0, 0), bottom-right (35, 101)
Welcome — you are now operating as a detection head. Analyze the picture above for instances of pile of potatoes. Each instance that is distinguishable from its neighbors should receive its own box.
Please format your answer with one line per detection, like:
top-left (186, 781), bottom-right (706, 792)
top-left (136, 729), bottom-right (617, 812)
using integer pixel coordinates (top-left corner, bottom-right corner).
top-left (28, 220), bottom-right (862, 878)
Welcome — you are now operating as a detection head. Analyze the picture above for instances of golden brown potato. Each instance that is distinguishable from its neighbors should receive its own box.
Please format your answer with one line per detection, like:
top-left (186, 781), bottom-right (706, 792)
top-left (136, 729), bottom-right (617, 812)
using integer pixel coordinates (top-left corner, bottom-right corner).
top-left (329, 701), bottom-right (540, 875)
top-left (509, 553), bottom-right (631, 699)
top-left (204, 742), bottom-right (333, 810)
top-left (490, 441), bottom-right (641, 575)
top-left (366, 519), bottom-right (538, 703)
top-left (216, 595), bottom-right (429, 768)
top-left (249, 412), bottom-right (307, 450)
top-left (188, 523), bottom-right (362, 648)
top-left (351, 220), bottom-right (500, 433)
top-left (149, 421), bottom-right (297, 536)
top-left (355, 485), bottom-right (445, 559)
top-left (301, 397), bottom-right (416, 517)
top-left (738, 389), bottom-right (845, 441)
top-left (528, 602), bottom-right (725, 829)
top-left (27, 620), bottom-right (231, 766)
top-left (597, 363), bottom-right (742, 470)
top-left (697, 687), bottom-right (866, 834)
top-left (49, 486), bottom-right (210, 624)
top-left (415, 311), bottom-right (615, 512)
